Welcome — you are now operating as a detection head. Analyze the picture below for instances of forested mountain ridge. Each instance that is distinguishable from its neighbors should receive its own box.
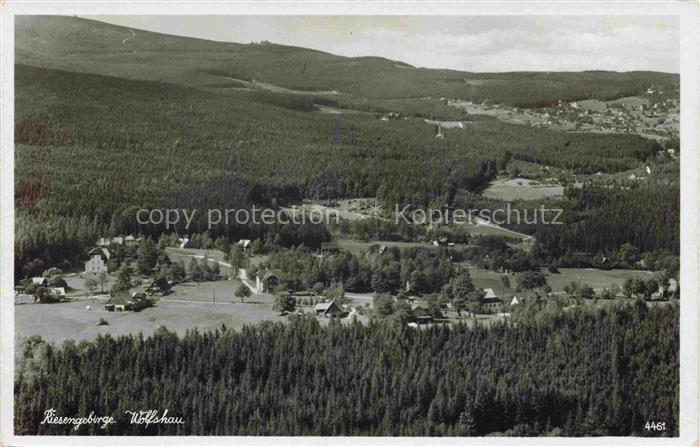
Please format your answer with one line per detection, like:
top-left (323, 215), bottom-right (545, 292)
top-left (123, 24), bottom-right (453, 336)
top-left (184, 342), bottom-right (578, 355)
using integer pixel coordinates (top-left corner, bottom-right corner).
top-left (15, 16), bottom-right (679, 106)
top-left (14, 62), bottom-right (669, 277)
top-left (14, 16), bottom-right (679, 279)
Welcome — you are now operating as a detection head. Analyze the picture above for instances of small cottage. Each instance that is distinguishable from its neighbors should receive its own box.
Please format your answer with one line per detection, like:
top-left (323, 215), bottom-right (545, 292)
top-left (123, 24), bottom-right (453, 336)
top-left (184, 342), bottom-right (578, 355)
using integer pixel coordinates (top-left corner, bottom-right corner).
top-left (315, 301), bottom-right (343, 318)
top-left (105, 291), bottom-right (133, 312)
top-left (105, 291), bottom-right (151, 312)
top-left (255, 269), bottom-right (282, 293)
top-left (410, 305), bottom-right (433, 324)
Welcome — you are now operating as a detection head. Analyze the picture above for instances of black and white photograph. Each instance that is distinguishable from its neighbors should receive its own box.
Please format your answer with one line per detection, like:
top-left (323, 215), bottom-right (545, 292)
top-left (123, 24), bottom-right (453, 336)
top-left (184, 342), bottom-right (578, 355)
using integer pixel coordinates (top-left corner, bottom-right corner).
top-left (1, 2), bottom-right (699, 445)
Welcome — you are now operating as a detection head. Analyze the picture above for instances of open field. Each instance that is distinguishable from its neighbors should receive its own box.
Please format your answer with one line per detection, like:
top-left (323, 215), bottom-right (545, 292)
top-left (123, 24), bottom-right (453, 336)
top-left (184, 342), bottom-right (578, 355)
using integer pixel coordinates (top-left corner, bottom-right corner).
top-left (547, 267), bottom-right (654, 291)
top-left (15, 291), bottom-right (372, 348)
top-left (482, 177), bottom-right (564, 201)
top-left (165, 247), bottom-right (234, 273)
top-left (164, 279), bottom-right (248, 303)
top-left (14, 298), bottom-right (285, 348)
top-left (465, 264), bottom-right (653, 296)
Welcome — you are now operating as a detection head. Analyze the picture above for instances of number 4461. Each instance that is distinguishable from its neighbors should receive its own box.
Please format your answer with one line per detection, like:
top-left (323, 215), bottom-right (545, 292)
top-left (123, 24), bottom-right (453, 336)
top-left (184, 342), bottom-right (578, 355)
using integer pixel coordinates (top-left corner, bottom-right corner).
top-left (645, 421), bottom-right (666, 431)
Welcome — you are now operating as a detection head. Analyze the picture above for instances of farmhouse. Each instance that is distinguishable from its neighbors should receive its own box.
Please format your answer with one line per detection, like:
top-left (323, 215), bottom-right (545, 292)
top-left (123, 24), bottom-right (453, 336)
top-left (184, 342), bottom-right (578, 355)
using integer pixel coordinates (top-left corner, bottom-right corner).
top-left (315, 301), bottom-right (343, 318)
top-left (510, 296), bottom-right (520, 306)
top-left (255, 269), bottom-right (282, 293)
top-left (410, 305), bottom-right (433, 324)
top-left (146, 277), bottom-right (171, 296)
top-left (105, 291), bottom-right (151, 312)
top-left (50, 287), bottom-right (66, 298)
top-left (105, 291), bottom-right (133, 312)
top-left (480, 288), bottom-right (503, 311)
top-left (85, 248), bottom-right (111, 274)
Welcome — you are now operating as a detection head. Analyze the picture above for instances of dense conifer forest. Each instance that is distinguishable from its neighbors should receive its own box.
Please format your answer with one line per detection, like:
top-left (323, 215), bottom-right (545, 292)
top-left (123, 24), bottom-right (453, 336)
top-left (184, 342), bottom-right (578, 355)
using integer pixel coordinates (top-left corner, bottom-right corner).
top-left (15, 303), bottom-right (678, 436)
top-left (14, 63), bottom-right (672, 279)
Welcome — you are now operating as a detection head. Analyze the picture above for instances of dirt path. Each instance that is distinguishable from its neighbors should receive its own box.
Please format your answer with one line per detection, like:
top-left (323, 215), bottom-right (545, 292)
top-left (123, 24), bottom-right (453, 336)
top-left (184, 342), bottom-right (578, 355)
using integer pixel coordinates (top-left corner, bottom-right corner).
top-left (223, 76), bottom-right (341, 96)
top-left (238, 268), bottom-right (259, 294)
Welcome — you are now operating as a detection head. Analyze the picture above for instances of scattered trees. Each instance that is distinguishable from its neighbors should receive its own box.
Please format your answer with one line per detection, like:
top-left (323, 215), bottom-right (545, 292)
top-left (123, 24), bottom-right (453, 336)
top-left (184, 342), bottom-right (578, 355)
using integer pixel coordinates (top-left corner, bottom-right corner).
top-left (272, 292), bottom-right (296, 315)
top-left (235, 284), bottom-right (251, 302)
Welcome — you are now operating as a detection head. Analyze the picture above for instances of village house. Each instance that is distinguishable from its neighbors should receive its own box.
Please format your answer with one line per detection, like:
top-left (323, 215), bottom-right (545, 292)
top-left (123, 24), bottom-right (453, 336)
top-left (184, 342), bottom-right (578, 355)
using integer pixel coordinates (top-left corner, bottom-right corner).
top-left (315, 301), bottom-right (343, 318)
top-left (510, 296), bottom-right (520, 306)
top-left (85, 247), bottom-right (111, 274)
top-left (255, 269), bottom-right (282, 293)
top-left (105, 291), bottom-right (151, 312)
top-left (410, 304), bottom-right (433, 324)
top-left (238, 239), bottom-right (252, 251)
top-left (105, 291), bottom-right (131, 312)
top-left (480, 288), bottom-right (503, 312)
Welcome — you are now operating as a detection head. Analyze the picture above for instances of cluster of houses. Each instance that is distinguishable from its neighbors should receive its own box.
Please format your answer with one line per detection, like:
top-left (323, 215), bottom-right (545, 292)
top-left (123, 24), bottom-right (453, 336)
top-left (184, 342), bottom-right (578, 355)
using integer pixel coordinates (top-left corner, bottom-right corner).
top-left (446, 90), bottom-right (678, 140)
top-left (103, 278), bottom-right (171, 312)
top-left (14, 276), bottom-right (67, 302)
top-left (96, 235), bottom-right (140, 247)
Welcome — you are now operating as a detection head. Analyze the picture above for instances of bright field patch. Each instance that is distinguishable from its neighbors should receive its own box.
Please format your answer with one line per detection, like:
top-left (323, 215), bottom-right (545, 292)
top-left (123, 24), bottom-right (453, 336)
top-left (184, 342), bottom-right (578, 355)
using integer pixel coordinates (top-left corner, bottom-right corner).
top-left (482, 177), bottom-right (564, 201)
top-left (14, 298), bottom-right (285, 348)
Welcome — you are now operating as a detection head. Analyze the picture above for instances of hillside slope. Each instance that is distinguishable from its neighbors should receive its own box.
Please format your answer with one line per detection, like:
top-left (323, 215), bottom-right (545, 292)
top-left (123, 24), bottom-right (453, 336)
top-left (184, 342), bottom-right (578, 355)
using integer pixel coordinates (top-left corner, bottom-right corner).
top-left (15, 15), bottom-right (679, 105)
